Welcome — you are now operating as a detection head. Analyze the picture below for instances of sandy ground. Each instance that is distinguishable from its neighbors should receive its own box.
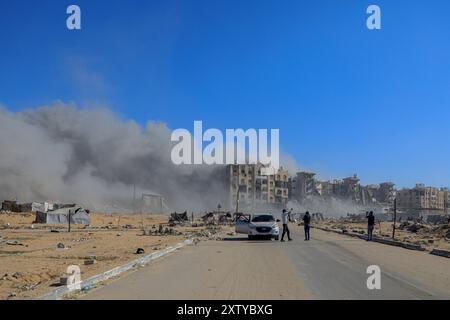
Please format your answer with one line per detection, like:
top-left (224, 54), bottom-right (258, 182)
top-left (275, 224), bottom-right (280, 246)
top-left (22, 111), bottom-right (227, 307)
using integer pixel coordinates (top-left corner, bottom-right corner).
top-left (313, 219), bottom-right (450, 251)
top-left (0, 212), bottom-right (223, 300)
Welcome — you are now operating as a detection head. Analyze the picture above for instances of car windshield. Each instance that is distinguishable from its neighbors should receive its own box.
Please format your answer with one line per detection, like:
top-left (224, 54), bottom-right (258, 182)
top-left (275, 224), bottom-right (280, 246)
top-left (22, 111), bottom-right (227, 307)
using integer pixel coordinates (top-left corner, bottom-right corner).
top-left (251, 215), bottom-right (274, 222)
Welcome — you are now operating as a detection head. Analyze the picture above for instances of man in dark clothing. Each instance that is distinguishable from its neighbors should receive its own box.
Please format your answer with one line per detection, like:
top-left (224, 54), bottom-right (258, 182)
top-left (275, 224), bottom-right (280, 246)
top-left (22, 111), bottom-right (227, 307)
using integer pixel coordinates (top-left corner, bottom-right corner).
top-left (303, 211), bottom-right (311, 241)
top-left (366, 211), bottom-right (375, 241)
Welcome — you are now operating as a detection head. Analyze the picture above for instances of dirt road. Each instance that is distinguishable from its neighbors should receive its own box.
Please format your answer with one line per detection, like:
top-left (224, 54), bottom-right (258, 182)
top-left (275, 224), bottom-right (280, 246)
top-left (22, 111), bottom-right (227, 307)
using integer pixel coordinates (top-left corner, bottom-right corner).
top-left (82, 226), bottom-right (450, 300)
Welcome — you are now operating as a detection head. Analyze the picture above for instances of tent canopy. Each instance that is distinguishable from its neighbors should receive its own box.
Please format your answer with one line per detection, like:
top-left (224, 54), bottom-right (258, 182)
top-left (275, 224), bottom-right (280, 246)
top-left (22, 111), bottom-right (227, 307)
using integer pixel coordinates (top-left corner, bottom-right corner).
top-left (35, 206), bottom-right (91, 224)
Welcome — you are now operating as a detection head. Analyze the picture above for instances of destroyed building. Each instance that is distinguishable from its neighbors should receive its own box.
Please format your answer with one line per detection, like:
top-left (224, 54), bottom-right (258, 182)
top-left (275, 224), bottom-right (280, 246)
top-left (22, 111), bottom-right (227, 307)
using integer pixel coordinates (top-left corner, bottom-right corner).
top-left (1, 200), bottom-right (32, 213)
top-left (288, 172), bottom-right (396, 211)
top-left (442, 188), bottom-right (450, 214)
top-left (397, 184), bottom-right (446, 215)
top-left (227, 164), bottom-right (289, 211)
top-left (290, 172), bottom-right (318, 199)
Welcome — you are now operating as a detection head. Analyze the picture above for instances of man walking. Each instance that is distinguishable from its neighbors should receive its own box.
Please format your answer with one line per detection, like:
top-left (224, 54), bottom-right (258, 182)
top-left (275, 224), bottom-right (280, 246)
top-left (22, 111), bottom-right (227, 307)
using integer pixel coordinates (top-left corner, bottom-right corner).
top-left (303, 211), bottom-right (311, 241)
top-left (366, 211), bottom-right (375, 241)
top-left (280, 209), bottom-right (292, 242)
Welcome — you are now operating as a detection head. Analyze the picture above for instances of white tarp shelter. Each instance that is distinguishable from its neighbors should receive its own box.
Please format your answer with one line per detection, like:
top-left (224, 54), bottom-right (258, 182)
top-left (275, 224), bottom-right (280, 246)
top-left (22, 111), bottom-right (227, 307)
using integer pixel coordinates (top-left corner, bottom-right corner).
top-left (32, 202), bottom-right (55, 213)
top-left (35, 206), bottom-right (91, 224)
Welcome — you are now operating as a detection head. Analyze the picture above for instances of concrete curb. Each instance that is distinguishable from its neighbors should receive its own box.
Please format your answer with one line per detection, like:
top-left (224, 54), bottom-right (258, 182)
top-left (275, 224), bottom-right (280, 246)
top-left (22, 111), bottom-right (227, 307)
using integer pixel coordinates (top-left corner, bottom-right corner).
top-left (430, 248), bottom-right (450, 258)
top-left (314, 226), bottom-right (426, 251)
top-left (39, 238), bottom-right (194, 300)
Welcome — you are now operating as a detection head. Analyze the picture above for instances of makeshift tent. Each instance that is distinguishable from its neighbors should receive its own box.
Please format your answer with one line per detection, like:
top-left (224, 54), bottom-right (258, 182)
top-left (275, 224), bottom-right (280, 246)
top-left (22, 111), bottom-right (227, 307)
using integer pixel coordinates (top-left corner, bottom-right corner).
top-left (169, 211), bottom-right (189, 223)
top-left (35, 206), bottom-right (91, 224)
top-left (32, 202), bottom-right (54, 213)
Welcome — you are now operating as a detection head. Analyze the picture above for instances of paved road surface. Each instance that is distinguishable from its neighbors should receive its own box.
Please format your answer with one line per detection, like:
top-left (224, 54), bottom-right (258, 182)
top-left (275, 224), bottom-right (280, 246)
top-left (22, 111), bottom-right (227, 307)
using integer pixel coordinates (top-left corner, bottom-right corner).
top-left (83, 226), bottom-right (450, 300)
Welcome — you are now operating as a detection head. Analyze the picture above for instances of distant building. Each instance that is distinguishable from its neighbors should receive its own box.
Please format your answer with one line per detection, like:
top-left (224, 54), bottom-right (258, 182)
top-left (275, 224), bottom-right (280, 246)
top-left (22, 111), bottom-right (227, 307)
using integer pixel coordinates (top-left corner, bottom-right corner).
top-left (288, 171), bottom-right (395, 208)
top-left (290, 172), bottom-right (317, 200)
top-left (227, 164), bottom-right (289, 211)
top-left (274, 168), bottom-right (289, 205)
top-left (378, 182), bottom-right (396, 204)
top-left (342, 175), bottom-right (362, 203)
top-left (397, 184), bottom-right (445, 212)
top-left (443, 188), bottom-right (450, 213)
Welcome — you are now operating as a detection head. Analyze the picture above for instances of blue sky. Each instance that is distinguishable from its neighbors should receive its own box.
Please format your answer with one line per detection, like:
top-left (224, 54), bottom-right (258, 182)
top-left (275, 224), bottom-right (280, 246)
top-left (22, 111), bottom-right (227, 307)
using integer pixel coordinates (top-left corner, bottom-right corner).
top-left (1, 0), bottom-right (449, 188)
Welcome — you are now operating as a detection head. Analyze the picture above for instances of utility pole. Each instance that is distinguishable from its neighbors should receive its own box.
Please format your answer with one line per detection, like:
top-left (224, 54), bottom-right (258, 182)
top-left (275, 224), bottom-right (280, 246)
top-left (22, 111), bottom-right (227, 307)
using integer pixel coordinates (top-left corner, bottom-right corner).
top-left (68, 209), bottom-right (71, 233)
top-left (392, 198), bottom-right (397, 240)
top-left (252, 165), bottom-right (256, 211)
top-left (132, 184), bottom-right (136, 214)
top-left (235, 187), bottom-right (240, 213)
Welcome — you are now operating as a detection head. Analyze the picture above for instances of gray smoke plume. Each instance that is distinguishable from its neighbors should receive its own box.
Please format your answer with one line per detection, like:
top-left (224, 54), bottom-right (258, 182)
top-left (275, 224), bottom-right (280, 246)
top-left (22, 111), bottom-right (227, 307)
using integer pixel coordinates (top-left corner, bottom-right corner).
top-left (0, 102), bottom-right (228, 212)
top-left (288, 196), bottom-right (376, 217)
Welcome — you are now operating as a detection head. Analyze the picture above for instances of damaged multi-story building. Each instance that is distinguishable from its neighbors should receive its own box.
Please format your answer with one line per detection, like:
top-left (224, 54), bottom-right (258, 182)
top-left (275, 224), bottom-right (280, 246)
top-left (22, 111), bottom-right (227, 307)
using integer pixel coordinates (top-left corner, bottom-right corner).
top-left (227, 166), bottom-right (448, 216)
top-left (396, 184), bottom-right (445, 214)
top-left (443, 188), bottom-right (450, 214)
top-left (289, 172), bottom-right (395, 208)
top-left (290, 172), bottom-right (318, 199)
top-left (227, 164), bottom-right (289, 211)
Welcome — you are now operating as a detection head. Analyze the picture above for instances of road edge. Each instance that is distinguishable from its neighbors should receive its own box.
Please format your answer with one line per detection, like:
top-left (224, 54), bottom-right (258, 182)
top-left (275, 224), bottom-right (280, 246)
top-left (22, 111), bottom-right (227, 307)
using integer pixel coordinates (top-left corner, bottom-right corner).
top-left (313, 226), bottom-right (450, 257)
top-left (38, 238), bottom-right (194, 300)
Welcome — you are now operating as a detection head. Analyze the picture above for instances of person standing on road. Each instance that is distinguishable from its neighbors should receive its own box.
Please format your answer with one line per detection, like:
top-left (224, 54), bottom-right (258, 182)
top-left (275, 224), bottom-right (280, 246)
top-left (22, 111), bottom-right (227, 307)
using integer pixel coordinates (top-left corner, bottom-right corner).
top-left (303, 211), bottom-right (311, 241)
top-left (366, 211), bottom-right (375, 241)
top-left (280, 209), bottom-right (292, 242)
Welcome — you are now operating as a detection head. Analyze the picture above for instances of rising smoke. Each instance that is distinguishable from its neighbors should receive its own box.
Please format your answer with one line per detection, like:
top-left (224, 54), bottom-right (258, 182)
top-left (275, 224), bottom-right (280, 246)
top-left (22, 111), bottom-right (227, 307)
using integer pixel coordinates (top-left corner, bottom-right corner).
top-left (288, 196), bottom-right (370, 218)
top-left (0, 102), bottom-right (228, 212)
top-left (0, 102), bottom-right (363, 216)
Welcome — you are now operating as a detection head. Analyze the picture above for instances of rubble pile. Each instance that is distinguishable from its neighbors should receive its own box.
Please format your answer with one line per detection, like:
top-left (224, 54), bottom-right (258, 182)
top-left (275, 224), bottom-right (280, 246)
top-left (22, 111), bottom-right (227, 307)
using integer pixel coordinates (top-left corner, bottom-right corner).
top-left (1, 201), bottom-right (32, 213)
top-left (168, 211), bottom-right (189, 225)
top-left (1, 270), bottom-right (58, 297)
top-left (398, 221), bottom-right (450, 240)
top-left (143, 224), bottom-right (183, 236)
top-left (201, 211), bottom-right (233, 225)
top-left (141, 222), bottom-right (225, 241)
top-left (186, 226), bottom-right (223, 241)
top-left (317, 216), bottom-right (450, 250)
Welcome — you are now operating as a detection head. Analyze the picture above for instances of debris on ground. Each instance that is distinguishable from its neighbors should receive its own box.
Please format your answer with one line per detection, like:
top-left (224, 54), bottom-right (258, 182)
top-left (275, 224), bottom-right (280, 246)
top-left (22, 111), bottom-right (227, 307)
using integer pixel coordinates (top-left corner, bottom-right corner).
top-left (1, 200), bottom-right (32, 213)
top-left (0, 211), bottom-right (234, 299)
top-left (6, 240), bottom-right (23, 246)
top-left (7, 292), bottom-right (17, 299)
top-left (84, 258), bottom-right (97, 265)
top-left (316, 216), bottom-right (450, 251)
top-left (135, 248), bottom-right (145, 254)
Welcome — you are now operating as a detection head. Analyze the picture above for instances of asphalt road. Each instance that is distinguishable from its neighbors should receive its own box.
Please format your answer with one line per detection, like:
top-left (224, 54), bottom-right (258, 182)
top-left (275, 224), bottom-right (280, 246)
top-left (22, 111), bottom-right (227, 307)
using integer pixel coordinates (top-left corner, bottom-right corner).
top-left (83, 226), bottom-right (450, 300)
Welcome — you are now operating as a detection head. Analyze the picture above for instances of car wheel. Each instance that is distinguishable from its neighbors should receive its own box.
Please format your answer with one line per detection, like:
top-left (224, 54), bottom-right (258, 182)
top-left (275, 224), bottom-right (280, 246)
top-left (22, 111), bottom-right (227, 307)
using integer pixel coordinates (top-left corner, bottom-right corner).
top-left (248, 235), bottom-right (254, 240)
top-left (275, 235), bottom-right (279, 241)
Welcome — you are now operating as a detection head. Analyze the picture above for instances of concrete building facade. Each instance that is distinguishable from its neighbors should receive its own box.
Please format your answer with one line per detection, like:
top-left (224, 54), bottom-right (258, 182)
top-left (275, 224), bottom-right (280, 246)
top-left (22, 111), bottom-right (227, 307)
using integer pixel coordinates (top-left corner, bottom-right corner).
top-left (289, 171), bottom-right (395, 208)
top-left (290, 172), bottom-right (317, 200)
top-left (227, 164), bottom-right (289, 211)
top-left (397, 184), bottom-right (445, 212)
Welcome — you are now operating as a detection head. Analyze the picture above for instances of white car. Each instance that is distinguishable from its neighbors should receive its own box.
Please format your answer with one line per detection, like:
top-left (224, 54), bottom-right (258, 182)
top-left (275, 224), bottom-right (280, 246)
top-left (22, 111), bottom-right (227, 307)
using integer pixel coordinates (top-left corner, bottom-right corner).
top-left (235, 213), bottom-right (280, 240)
